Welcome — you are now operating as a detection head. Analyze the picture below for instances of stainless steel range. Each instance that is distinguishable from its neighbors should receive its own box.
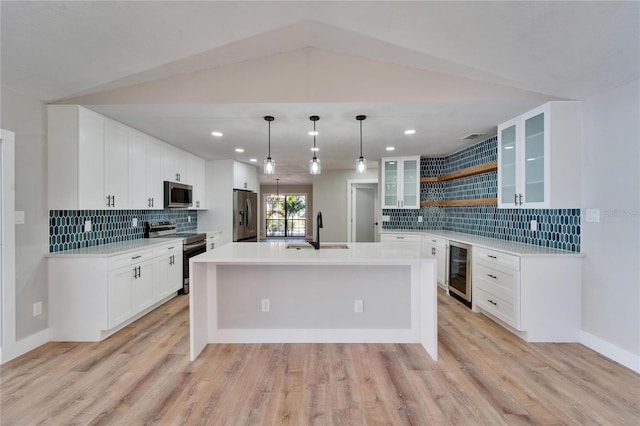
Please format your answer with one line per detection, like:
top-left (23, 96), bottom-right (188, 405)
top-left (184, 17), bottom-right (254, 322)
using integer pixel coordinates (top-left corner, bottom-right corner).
top-left (144, 220), bottom-right (206, 294)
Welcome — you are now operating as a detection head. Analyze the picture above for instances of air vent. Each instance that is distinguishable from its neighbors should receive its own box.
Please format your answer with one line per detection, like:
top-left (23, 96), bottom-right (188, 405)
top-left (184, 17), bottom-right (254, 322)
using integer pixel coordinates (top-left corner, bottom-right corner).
top-left (461, 133), bottom-right (485, 140)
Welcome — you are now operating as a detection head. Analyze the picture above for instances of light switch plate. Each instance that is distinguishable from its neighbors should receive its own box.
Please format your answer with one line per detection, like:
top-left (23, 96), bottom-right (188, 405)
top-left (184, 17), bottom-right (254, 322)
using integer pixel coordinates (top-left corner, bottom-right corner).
top-left (84, 220), bottom-right (92, 232)
top-left (530, 219), bottom-right (537, 231)
top-left (586, 209), bottom-right (600, 223)
top-left (15, 211), bottom-right (25, 224)
top-left (382, 215), bottom-right (391, 222)
top-left (132, 218), bottom-right (138, 227)
top-left (417, 216), bottom-right (423, 223)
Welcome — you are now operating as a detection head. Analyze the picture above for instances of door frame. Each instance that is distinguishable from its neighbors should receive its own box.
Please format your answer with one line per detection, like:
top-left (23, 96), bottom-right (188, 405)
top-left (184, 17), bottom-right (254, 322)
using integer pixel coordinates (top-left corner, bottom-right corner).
top-left (1, 129), bottom-right (16, 363)
top-left (346, 179), bottom-right (379, 242)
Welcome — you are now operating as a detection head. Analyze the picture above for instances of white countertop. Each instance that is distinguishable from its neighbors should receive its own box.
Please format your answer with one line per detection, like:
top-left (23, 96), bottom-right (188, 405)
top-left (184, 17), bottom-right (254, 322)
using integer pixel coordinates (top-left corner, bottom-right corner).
top-left (47, 238), bottom-right (183, 258)
top-left (191, 241), bottom-right (432, 265)
top-left (381, 230), bottom-right (583, 257)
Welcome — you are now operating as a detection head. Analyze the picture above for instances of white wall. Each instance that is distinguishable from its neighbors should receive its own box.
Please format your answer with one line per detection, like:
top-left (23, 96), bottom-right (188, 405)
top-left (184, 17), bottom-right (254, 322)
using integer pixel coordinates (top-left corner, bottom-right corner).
top-left (312, 168), bottom-right (378, 242)
top-left (0, 87), bottom-right (49, 340)
top-left (581, 79), bottom-right (640, 363)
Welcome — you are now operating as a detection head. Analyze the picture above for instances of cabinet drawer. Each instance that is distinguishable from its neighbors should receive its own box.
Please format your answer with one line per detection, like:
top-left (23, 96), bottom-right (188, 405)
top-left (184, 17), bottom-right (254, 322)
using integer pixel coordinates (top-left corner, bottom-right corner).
top-left (474, 263), bottom-right (518, 301)
top-left (381, 233), bottom-right (421, 243)
top-left (423, 235), bottom-right (447, 249)
top-left (474, 247), bottom-right (520, 271)
top-left (475, 286), bottom-right (518, 328)
top-left (109, 249), bottom-right (154, 270)
top-left (153, 243), bottom-right (181, 257)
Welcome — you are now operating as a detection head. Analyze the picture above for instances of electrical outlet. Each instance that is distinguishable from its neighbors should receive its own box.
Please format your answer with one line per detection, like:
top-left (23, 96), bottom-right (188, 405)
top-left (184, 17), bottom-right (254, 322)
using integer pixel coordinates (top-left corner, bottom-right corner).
top-left (586, 209), bottom-right (600, 223)
top-left (530, 219), bottom-right (537, 231)
top-left (417, 216), bottom-right (423, 223)
top-left (261, 298), bottom-right (270, 313)
top-left (354, 299), bottom-right (364, 313)
top-left (132, 218), bottom-right (138, 227)
top-left (188, 216), bottom-right (192, 223)
top-left (33, 302), bottom-right (42, 317)
top-left (84, 220), bottom-right (92, 232)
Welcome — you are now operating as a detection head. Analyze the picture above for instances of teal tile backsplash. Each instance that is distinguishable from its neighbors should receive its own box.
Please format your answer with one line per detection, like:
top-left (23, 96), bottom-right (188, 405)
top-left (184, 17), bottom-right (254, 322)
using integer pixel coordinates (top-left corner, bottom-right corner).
top-left (49, 209), bottom-right (198, 253)
top-left (383, 136), bottom-right (581, 252)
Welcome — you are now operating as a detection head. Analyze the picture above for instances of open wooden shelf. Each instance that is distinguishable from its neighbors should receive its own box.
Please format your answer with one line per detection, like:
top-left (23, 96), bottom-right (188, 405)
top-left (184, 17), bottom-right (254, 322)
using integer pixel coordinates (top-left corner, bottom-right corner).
top-left (420, 161), bottom-right (497, 183)
top-left (421, 197), bottom-right (498, 207)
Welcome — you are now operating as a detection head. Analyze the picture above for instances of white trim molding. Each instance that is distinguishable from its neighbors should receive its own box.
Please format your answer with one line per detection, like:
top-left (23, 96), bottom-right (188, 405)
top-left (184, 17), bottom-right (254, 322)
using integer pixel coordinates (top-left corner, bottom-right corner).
top-left (579, 330), bottom-right (640, 374)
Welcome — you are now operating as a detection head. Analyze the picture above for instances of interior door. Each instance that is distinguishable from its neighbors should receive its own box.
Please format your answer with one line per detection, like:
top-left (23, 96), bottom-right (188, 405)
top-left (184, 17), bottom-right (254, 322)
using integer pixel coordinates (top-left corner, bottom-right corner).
top-left (352, 184), bottom-right (378, 242)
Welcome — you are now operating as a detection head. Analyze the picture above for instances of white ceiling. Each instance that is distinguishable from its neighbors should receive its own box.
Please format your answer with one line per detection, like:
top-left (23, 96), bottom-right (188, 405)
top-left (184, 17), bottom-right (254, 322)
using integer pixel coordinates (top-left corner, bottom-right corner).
top-left (2, 1), bottom-right (638, 184)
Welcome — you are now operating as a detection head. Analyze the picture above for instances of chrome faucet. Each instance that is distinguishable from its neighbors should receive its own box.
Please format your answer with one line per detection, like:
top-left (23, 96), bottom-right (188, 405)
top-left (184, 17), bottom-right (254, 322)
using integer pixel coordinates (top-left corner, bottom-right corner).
top-left (309, 211), bottom-right (323, 250)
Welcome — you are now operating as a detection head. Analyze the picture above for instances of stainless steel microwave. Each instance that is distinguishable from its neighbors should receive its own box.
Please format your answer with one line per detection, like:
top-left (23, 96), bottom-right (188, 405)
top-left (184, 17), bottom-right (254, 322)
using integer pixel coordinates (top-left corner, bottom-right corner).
top-left (164, 181), bottom-right (193, 208)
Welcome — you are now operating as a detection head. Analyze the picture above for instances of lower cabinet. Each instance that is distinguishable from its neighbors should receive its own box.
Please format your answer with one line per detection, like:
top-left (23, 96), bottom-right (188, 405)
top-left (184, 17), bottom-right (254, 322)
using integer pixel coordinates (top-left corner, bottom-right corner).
top-left (153, 244), bottom-right (182, 300)
top-left (49, 241), bottom-right (183, 341)
top-left (472, 246), bottom-right (582, 342)
top-left (421, 235), bottom-right (447, 289)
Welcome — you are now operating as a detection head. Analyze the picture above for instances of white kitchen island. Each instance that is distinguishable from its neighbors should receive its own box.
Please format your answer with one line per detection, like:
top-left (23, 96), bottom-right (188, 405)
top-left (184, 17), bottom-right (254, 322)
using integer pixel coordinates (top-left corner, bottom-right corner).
top-left (189, 242), bottom-right (438, 361)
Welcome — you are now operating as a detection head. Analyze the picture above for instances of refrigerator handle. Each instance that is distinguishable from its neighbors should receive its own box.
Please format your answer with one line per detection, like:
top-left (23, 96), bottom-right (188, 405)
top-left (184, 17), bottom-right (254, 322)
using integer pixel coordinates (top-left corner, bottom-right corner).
top-left (246, 199), bottom-right (252, 229)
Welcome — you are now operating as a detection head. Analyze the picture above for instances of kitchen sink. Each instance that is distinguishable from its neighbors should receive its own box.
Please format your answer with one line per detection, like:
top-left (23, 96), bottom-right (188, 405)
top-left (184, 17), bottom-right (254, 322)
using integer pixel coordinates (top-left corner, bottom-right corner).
top-left (286, 243), bottom-right (349, 250)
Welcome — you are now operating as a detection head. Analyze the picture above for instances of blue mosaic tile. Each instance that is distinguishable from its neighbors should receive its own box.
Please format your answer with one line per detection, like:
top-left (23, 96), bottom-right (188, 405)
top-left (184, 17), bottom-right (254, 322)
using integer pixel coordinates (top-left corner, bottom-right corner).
top-left (49, 209), bottom-right (198, 253)
top-left (382, 135), bottom-right (581, 252)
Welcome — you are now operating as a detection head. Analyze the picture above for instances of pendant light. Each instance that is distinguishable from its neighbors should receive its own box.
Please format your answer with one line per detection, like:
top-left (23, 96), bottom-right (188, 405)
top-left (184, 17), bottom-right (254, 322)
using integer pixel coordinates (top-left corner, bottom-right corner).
top-left (309, 115), bottom-right (321, 175)
top-left (356, 115), bottom-right (367, 173)
top-left (263, 116), bottom-right (275, 174)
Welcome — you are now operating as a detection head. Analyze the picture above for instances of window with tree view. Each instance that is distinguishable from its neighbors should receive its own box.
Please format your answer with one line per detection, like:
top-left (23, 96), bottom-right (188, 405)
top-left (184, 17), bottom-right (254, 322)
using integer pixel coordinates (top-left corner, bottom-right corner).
top-left (265, 194), bottom-right (306, 237)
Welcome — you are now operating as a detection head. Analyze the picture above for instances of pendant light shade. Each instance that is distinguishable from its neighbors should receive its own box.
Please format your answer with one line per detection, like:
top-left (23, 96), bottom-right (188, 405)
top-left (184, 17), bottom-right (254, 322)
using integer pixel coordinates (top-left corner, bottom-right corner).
top-left (356, 115), bottom-right (367, 173)
top-left (309, 116), bottom-right (321, 175)
top-left (263, 116), bottom-right (275, 174)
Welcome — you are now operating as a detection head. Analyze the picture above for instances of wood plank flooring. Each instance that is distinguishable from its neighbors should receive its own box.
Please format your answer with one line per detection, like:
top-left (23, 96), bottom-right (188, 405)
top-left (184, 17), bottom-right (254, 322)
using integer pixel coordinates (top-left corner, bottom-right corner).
top-left (2, 289), bottom-right (639, 425)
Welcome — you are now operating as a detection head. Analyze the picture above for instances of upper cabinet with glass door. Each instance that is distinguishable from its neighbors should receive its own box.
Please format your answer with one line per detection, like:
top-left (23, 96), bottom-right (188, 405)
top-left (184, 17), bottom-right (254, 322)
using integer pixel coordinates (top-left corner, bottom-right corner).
top-left (497, 102), bottom-right (582, 209)
top-left (381, 156), bottom-right (421, 209)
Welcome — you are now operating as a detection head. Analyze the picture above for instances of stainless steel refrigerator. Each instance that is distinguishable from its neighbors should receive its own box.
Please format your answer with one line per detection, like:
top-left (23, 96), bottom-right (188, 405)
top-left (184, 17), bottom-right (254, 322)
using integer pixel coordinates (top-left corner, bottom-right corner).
top-left (233, 189), bottom-right (258, 242)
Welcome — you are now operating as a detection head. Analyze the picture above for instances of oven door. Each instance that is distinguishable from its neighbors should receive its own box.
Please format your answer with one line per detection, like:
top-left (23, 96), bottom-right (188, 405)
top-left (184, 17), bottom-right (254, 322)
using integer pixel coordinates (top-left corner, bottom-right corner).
top-left (181, 241), bottom-right (207, 294)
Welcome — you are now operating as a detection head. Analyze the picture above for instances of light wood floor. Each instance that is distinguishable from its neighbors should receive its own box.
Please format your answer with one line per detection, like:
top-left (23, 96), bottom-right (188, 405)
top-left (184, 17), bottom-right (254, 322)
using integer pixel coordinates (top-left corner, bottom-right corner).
top-left (2, 290), bottom-right (639, 425)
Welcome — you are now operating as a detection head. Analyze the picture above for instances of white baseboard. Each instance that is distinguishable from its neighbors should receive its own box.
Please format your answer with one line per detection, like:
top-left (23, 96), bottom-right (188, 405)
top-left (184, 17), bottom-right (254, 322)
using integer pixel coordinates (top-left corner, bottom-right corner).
top-left (579, 330), bottom-right (640, 373)
top-left (1, 328), bottom-right (50, 364)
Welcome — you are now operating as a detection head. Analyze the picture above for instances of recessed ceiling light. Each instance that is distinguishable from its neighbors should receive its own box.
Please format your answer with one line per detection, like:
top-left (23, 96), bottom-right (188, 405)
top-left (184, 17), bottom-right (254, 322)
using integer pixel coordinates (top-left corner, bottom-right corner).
top-left (310, 147), bottom-right (319, 152)
top-left (386, 146), bottom-right (395, 151)
top-left (404, 129), bottom-right (416, 135)
top-left (308, 131), bottom-right (319, 136)
top-left (249, 158), bottom-right (258, 162)
top-left (211, 131), bottom-right (223, 137)
top-left (235, 148), bottom-right (244, 153)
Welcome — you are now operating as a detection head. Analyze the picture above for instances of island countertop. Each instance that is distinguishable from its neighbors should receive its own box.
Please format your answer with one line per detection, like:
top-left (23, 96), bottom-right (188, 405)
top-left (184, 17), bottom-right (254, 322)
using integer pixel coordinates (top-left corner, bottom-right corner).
top-left (191, 241), bottom-right (427, 265)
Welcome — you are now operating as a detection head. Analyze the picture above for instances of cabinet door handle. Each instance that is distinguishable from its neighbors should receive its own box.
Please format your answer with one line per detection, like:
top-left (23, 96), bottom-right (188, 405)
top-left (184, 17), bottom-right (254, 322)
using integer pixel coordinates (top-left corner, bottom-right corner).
top-left (106, 195), bottom-right (111, 207)
top-left (396, 236), bottom-right (404, 240)
top-left (431, 240), bottom-right (437, 243)
top-left (518, 194), bottom-right (523, 206)
top-left (131, 255), bottom-right (141, 260)
top-left (488, 299), bottom-right (497, 306)
top-left (514, 194), bottom-right (518, 206)
top-left (138, 266), bottom-right (141, 277)
top-left (168, 246), bottom-right (175, 250)
top-left (487, 255), bottom-right (497, 259)
top-left (432, 247), bottom-right (436, 256)
top-left (133, 266), bottom-right (138, 279)
top-left (487, 274), bottom-right (498, 279)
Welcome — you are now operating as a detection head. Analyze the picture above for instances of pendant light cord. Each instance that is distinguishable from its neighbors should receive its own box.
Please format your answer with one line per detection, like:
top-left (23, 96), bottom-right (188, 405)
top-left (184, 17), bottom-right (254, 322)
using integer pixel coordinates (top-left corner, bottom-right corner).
top-left (359, 119), bottom-right (363, 157)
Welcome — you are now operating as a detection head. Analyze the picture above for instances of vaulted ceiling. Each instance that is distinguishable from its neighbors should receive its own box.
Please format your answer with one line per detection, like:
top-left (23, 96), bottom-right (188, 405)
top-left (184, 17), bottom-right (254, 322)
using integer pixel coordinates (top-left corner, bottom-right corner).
top-left (2, 1), bottom-right (638, 183)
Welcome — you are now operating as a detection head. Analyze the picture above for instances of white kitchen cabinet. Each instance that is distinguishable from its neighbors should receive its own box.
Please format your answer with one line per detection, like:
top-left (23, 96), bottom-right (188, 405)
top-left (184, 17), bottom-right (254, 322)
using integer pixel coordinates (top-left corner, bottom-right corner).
top-left (48, 106), bottom-right (131, 210)
top-left (233, 161), bottom-right (258, 191)
top-left (49, 105), bottom-right (105, 209)
top-left (205, 231), bottom-right (222, 251)
top-left (422, 235), bottom-right (447, 289)
top-left (130, 131), bottom-right (164, 209)
top-left (497, 101), bottom-right (582, 209)
top-left (162, 145), bottom-right (189, 183)
top-left (472, 246), bottom-right (581, 342)
top-left (49, 240), bottom-right (184, 341)
top-left (153, 243), bottom-right (182, 300)
top-left (104, 120), bottom-right (130, 209)
top-left (381, 156), bottom-right (420, 209)
top-left (189, 154), bottom-right (206, 209)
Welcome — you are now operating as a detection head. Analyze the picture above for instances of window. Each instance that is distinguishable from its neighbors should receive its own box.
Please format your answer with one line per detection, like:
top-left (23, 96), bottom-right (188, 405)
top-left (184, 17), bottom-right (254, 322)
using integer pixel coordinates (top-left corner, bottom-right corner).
top-left (265, 194), bottom-right (306, 238)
